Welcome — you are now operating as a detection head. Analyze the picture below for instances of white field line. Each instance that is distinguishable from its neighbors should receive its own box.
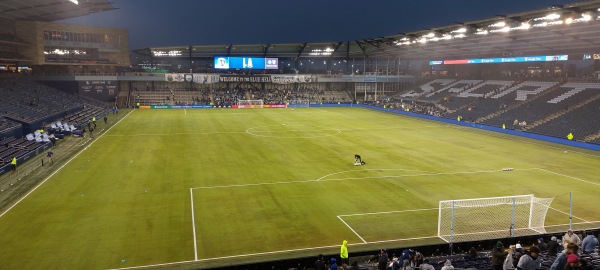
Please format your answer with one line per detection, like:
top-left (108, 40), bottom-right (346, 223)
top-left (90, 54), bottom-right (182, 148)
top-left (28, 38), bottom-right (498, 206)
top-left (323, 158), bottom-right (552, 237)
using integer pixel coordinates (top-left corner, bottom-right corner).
top-left (338, 207), bottom-right (438, 217)
top-left (545, 220), bottom-right (600, 228)
top-left (105, 131), bottom-right (247, 137)
top-left (189, 189), bottom-right (198, 261)
top-left (439, 227), bottom-right (541, 238)
top-left (102, 124), bottom-right (445, 138)
top-left (250, 129), bottom-right (340, 133)
top-left (192, 179), bottom-right (320, 189)
top-left (535, 168), bottom-right (600, 187)
top-left (547, 206), bottom-right (589, 223)
top-left (192, 168), bottom-right (539, 189)
top-left (0, 109), bottom-right (134, 219)
top-left (364, 235), bottom-right (441, 245)
top-left (316, 168), bottom-right (433, 182)
top-left (108, 259), bottom-right (198, 270)
top-left (184, 109), bottom-right (186, 115)
top-left (109, 220), bottom-right (599, 270)
top-left (337, 216), bottom-right (367, 243)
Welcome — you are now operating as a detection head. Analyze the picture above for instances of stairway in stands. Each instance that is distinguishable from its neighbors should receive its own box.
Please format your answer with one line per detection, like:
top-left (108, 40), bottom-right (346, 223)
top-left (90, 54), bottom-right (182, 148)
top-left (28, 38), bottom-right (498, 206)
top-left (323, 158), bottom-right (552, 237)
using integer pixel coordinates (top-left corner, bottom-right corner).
top-left (522, 93), bottom-right (600, 131)
top-left (583, 131), bottom-right (600, 143)
top-left (475, 81), bottom-right (565, 123)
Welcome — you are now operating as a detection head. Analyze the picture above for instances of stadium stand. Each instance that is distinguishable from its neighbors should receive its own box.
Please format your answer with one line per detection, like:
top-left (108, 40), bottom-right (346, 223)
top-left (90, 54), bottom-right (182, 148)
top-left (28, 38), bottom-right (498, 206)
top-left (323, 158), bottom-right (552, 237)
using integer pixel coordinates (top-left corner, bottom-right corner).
top-left (132, 86), bottom-right (353, 106)
top-left (389, 79), bottom-right (600, 144)
top-left (0, 75), bottom-right (110, 174)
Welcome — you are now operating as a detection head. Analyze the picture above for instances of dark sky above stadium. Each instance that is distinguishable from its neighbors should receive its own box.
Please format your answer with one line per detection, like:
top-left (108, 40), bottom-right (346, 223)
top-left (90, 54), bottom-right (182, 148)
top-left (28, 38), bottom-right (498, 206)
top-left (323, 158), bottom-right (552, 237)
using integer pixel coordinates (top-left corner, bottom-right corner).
top-left (59, 0), bottom-right (574, 50)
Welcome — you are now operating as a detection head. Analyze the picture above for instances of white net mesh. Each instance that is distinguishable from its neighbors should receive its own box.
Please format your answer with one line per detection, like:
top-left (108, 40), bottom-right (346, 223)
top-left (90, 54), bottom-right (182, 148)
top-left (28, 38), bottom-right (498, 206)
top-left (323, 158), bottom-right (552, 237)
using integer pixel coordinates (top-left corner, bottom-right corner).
top-left (438, 195), bottom-right (553, 243)
top-left (237, 100), bottom-right (264, 108)
top-left (288, 99), bottom-right (310, 108)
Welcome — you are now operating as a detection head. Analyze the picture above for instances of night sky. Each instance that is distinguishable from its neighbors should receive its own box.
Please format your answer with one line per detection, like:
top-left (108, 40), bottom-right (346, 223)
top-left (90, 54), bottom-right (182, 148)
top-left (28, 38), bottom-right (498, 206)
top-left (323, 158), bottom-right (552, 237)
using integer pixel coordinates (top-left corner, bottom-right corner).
top-left (59, 0), bottom-right (574, 50)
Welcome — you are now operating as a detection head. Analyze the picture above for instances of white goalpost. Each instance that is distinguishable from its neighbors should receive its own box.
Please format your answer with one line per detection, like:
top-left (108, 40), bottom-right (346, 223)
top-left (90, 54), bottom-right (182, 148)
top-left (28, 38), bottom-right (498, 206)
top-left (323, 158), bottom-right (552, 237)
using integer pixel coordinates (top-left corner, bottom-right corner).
top-left (437, 194), bottom-right (553, 243)
top-left (287, 99), bottom-right (310, 108)
top-left (237, 100), bottom-right (264, 108)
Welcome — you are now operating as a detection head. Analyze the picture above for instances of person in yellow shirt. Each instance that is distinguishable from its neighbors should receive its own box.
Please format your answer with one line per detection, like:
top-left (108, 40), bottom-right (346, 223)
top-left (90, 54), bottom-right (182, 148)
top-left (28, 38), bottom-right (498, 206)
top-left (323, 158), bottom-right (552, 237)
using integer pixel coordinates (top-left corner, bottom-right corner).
top-left (11, 156), bottom-right (17, 171)
top-left (340, 240), bottom-right (348, 266)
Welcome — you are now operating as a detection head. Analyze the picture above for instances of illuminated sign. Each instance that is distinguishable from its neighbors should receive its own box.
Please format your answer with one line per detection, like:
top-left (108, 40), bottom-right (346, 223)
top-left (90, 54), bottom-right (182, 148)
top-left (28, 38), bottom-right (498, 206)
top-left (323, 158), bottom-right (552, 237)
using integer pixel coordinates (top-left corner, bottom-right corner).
top-left (430, 55), bottom-right (569, 65)
top-left (214, 57), bottom-right (278, 70)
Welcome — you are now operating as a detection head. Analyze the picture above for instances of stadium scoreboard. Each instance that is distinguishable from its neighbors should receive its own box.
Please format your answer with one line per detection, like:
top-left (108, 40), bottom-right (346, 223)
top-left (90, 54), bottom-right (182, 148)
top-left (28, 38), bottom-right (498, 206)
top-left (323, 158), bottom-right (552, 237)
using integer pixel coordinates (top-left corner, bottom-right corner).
top-left (214, 57), bottom-right (278, 70)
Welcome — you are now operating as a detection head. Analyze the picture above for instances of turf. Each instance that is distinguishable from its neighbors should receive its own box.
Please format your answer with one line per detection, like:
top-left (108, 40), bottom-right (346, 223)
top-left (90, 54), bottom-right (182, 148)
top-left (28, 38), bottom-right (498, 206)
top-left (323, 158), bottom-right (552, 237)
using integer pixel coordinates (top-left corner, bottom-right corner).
top-left (0, 107), bottom-right (598, 269)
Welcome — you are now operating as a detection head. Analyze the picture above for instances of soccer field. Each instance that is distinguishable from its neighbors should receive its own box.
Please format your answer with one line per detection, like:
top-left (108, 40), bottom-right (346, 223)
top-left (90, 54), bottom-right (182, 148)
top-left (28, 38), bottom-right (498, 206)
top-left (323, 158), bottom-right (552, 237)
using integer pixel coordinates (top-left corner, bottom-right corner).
top-left (0, 107), bottom-right (599, 269)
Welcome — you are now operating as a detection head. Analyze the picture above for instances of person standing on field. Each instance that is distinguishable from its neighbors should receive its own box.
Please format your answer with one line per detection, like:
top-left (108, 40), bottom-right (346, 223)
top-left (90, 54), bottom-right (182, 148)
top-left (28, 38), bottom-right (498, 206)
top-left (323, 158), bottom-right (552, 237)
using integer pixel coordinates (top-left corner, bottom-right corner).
top-left (340, 240), bottom-right (349, 266)
top-left (11, 156), bottom-right (16, 171)
top-left (47, 151), bottom-right (54, 165)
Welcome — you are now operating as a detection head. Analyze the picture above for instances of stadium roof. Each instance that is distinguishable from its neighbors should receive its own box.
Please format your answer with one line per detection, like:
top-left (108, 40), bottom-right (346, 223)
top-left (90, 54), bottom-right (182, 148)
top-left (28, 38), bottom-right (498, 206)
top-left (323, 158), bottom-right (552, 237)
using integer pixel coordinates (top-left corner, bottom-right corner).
top-left (135, 0), bottom-right (600, 60)
top-left (0, 0), bottom-right (115, 22)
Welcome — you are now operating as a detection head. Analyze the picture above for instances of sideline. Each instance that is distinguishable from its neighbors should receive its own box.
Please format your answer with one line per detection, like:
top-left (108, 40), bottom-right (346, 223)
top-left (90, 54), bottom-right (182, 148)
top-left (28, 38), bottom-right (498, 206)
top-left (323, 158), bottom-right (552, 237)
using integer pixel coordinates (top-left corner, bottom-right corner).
top-left (0, 110), bottom-right (134, 219)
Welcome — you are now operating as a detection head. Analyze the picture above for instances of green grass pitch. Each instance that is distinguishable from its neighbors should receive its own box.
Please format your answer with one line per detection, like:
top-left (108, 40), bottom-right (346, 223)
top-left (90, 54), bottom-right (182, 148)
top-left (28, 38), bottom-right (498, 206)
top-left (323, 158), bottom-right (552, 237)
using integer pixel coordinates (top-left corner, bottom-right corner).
top-left (0, 107), bottom-right (598, 269)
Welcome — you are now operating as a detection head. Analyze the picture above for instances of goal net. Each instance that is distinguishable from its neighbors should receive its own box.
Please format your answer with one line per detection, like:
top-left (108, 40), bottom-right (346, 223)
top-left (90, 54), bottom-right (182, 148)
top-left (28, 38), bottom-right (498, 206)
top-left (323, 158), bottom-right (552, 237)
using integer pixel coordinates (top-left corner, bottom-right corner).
top-left (437, 194), bottom-right (553, 243)
top-left (288, 99), bottom-right (310, 108)
top-left (237, 100), bottom-right (264, 108)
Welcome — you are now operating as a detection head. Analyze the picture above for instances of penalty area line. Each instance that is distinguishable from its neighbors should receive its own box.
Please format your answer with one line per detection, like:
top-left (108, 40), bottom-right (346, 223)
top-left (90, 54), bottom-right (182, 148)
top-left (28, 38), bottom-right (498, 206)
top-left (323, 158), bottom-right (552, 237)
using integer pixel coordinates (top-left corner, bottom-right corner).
top-left (338, 207), bottom-right (438, 217)
top-left (534, 168), bottom-right (600, 187)
top-left (191, 167), bottom-right (540, 189)
top-left (0, 109), bottom-right (134, 219)
top-left (337, 216), bottom-right (367, 243)
top-left (109, 219), bottom-right (600, 270)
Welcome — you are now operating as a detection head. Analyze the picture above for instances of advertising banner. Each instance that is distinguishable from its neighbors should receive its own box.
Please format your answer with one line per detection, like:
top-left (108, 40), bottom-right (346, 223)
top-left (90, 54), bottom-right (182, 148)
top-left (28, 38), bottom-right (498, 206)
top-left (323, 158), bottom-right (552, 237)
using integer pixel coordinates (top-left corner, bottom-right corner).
top-left (193, 74), bottom-right (220, 84)
top-left (165, 73), bottom-right (186, 82)
top-left (264, 104), bottom-right (287, 108)
top-left (271, 75), bottom-right (313, 84)
top-left (219, 75), bottom-right (272, 83)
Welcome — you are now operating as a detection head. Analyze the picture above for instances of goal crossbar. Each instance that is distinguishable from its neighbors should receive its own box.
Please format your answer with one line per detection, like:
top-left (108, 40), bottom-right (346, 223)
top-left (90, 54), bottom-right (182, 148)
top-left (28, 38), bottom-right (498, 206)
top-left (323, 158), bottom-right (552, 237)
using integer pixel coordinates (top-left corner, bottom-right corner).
top-left (237, 100), bottom-right (264, 109)
top-left (437, 194), bottom-right (553, 243)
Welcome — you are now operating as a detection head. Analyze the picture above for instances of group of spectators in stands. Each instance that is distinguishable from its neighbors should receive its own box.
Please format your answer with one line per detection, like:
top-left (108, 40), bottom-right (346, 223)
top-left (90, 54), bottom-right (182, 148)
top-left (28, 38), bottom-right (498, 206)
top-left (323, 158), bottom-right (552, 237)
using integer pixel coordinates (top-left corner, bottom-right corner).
top-left (376, 99), bottom-right (447, 117)
top-left (315, 229), bottom-right (598, 270)
top-left (491, 230), bottom-right (599, 270)
top-left (137, 86), bottom-right (350, 106)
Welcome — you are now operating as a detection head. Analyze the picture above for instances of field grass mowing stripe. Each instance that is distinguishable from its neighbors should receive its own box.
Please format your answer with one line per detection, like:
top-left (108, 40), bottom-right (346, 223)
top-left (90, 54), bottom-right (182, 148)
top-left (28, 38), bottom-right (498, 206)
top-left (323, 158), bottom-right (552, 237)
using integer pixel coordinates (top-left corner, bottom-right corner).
top-left (109, 220), bottom-right (600, 270)
top-left (545, 220), bottom-right (600, 228)
top-left (547, 206), bottom-right (589, 222)
top-left (444, 124), bottom-right (600, 159)
top-left (108, 259), bottom-right (198, 270)
top-left (535, 168), bottom-right (600, 187)
top-left (105, 131), bottom-right (247, 137)
top-left (316, 168), bottom-right (433, 181)
top-left (0, 109), bottom-right (134, 219)
top-left (191, 168), bottom-right (538, 189)
top-left (338, 207), bottom-right (438, 217)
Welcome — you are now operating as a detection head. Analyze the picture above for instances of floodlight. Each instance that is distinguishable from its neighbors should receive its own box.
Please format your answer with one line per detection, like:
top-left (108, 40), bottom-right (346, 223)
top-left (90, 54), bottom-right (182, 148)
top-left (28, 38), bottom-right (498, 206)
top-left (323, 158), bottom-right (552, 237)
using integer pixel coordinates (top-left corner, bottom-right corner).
top-left (565, 17), bottom-right (573, 24)
top-left (582, 14), bottom-right (592, 21)
top-left (426, 32), bottom-right (435, 38)
top-left (490, 21), bottom-right (506, 27)
top-left (521, 22), bottom-right (531, 29)
top-left (70, 0), bottom-right (79, 4)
